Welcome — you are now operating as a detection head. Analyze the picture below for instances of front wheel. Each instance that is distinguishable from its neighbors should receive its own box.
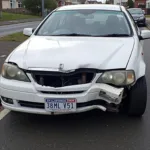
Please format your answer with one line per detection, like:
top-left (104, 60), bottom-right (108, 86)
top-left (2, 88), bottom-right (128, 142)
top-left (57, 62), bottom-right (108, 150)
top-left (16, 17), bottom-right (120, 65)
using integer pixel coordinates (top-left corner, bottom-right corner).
top-left (127, 76), bottom-right (147, 116)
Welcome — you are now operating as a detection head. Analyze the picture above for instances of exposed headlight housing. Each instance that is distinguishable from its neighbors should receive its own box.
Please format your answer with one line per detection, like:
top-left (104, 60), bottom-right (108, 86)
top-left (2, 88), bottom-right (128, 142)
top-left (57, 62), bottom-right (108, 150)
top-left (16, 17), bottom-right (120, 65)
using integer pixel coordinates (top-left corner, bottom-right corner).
top-left (2, 63), bottom-right (30, 82)
top-left (96, 70), bottom-right (135, 86)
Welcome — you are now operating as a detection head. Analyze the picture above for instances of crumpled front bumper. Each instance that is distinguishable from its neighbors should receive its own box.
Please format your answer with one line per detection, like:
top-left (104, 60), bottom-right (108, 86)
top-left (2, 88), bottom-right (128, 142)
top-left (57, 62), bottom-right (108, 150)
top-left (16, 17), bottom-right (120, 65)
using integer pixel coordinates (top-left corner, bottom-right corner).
top-left (0, 74), bottom-right (124, 115)
top-left (0, 84), bottom-right (124, 115)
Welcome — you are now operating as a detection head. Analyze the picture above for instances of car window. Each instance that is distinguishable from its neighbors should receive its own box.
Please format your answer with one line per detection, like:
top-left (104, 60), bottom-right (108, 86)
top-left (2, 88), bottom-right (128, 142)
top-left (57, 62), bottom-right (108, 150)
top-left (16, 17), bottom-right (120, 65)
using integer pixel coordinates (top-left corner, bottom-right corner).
top-left (36, 9), bottom-right (132, 37)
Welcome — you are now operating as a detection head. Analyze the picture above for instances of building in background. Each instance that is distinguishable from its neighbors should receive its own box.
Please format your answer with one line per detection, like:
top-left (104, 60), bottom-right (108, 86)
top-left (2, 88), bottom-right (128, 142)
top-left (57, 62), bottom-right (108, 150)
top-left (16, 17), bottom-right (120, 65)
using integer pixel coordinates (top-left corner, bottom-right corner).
top-left (2, 0), bottom-right (22, 9)
top-left (146, 0), bottom-right (150, 14)
top-left (113, 0), bottom-right (128, 6)
top-left (85, 0), bottom-right (103, 3)
top-left (146, 0), bottom-right (150, 8)
top-left (56, 0), bottom-right (147, 14)
top-left (113, 0), bottom-right (146, 11)
top-left (134, 0), bottom-right (146, 8)
top-left (57, 0), bottom-right (65, 6)
top-left (57, 0), bottom-right (89, 5)
top-left (134, 0), bottom-right (146, 12)
top-left (65, 0), bottom-right (81, 5)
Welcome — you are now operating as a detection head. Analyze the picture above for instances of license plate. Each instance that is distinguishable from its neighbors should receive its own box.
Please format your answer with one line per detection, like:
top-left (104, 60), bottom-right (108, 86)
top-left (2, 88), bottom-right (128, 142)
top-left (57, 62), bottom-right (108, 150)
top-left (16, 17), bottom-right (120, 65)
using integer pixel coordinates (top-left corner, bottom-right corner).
top-left (45, 98), bottom-right (77, 112)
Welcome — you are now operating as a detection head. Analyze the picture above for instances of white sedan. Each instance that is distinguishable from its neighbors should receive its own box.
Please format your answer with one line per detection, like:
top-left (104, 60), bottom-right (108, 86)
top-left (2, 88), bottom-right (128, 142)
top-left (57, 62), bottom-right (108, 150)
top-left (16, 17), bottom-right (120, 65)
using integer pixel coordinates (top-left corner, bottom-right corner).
top-left (0, 4), bottom-right (149, 116)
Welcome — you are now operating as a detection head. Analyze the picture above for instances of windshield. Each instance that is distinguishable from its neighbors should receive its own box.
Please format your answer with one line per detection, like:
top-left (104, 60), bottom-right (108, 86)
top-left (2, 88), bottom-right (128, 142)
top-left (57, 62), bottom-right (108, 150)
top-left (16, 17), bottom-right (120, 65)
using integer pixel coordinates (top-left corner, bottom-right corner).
top-left (36, 10), bottom-right (131, 37)
top-left (128, 8), bottom-right (143, 14)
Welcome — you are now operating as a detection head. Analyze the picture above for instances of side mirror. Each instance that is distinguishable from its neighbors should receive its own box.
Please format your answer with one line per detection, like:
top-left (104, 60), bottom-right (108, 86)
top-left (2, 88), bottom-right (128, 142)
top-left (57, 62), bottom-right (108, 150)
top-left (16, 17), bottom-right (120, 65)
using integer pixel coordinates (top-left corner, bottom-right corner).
top-left (23, 28), bottom-right (34, 36)
top-left (140, 30), bottom-right (150, 40)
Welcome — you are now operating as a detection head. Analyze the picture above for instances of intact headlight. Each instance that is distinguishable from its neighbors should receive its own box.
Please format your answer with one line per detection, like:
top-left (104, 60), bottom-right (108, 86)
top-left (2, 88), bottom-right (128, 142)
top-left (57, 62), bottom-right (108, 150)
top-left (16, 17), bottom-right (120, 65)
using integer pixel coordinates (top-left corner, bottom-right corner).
top-left (96, 70), bottom-right (135, 86)
top-left (2, 63), bottom-right (30, 82)
top-left (139, 16), bottom-right (144, 20)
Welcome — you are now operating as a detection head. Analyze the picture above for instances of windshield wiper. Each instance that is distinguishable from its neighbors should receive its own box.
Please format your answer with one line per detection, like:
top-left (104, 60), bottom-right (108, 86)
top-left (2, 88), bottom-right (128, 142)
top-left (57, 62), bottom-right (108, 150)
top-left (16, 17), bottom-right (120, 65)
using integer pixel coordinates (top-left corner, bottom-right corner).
top-left (50, 33), bottom-right (93, 36)
top-left (101, 34), bottom-right (130, 37)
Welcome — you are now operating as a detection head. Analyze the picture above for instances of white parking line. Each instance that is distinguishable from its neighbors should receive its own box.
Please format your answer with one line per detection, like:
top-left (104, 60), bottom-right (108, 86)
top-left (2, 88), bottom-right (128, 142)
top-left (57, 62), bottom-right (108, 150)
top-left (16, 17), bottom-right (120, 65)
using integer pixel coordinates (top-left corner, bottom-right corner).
top-left (0, 109), bottom-right (10, 120)
top-left (0, 55), bottom-right (6, 58)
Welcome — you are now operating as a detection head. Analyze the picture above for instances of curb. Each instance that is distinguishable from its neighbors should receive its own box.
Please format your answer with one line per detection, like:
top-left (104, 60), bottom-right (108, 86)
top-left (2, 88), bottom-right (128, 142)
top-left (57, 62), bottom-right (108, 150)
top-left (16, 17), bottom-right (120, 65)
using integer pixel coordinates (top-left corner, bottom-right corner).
top-left (0, 18), bottom-right (42, 26)
top-left (146, 23), bottom-right (150, 29)
top-left (146, 19), bottom-right (150, 29)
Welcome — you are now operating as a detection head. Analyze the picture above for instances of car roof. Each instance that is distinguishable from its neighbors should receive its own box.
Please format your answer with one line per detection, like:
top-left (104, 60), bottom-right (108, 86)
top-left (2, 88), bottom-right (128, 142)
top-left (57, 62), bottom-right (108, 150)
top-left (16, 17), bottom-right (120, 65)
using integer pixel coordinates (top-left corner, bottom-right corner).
top-left (57, 4), bottom-right (121, 11)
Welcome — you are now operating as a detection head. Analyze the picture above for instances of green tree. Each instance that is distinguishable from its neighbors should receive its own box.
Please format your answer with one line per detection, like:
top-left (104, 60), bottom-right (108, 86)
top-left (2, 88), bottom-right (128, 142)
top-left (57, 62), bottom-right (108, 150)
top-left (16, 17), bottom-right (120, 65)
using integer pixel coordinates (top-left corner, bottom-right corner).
top-left (127, 0), bottom-right (134, 8)
top-left (23, 0), bottom-right (57, 15)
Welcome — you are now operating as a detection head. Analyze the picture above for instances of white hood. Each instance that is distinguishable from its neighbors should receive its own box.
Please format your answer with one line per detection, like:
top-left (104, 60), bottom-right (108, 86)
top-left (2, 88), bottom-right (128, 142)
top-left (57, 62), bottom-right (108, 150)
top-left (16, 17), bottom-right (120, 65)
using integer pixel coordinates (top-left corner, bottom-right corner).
top-left (8, 36), bottom-right (134, 71)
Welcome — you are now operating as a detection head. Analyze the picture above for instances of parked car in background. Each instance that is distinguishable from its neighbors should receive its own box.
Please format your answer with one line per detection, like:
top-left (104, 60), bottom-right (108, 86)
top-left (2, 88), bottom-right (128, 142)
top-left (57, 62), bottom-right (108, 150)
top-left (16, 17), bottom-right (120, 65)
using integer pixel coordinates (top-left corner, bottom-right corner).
top-left (127, 8), bottom-right (146, 26)
top-left (142, 9), bottom-right (146, 15)
top-left (0, 4), bottom-right (149, 117)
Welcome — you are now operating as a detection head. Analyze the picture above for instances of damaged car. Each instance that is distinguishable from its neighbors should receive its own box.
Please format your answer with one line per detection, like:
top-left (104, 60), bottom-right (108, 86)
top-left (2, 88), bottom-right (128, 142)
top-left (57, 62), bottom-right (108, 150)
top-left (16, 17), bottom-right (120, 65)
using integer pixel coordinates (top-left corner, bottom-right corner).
top-left (0, 4), bottom-right (149, 116)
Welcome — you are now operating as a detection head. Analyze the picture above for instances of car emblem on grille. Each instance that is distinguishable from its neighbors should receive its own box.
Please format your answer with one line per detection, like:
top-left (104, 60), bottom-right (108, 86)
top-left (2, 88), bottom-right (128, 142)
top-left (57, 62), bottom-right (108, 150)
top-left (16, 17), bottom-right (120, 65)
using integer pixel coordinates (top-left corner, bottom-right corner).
top-left (59, 63), bottom-right (64, 71)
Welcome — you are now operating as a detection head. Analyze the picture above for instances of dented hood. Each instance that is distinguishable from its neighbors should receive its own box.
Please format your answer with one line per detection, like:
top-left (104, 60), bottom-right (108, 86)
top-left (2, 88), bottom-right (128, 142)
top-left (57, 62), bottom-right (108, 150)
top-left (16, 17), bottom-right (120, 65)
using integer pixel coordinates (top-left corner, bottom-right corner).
top-left (8, 36), bottom-right (134, 70)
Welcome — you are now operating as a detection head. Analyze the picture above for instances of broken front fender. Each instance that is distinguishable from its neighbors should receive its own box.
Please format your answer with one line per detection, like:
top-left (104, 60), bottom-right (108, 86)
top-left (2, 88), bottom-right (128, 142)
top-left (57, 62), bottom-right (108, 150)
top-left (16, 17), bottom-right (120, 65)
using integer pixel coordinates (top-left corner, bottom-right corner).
top-left (90, 84), bottom-right (124, 104)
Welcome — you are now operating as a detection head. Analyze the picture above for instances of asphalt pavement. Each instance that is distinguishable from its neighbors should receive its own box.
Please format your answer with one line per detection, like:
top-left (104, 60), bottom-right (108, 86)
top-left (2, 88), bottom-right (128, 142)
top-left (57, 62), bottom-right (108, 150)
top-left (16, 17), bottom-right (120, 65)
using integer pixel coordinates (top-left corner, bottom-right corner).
top-left (0, 21), bottom-right (40, 37)
top-left (0, 28), bottom-right (150, 150)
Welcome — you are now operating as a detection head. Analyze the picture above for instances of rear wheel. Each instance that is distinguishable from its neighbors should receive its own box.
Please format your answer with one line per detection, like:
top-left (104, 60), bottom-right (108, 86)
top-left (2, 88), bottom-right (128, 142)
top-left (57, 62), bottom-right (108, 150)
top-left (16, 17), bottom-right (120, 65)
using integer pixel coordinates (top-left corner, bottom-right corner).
top-left (127, 76), bottom-right (147, 116)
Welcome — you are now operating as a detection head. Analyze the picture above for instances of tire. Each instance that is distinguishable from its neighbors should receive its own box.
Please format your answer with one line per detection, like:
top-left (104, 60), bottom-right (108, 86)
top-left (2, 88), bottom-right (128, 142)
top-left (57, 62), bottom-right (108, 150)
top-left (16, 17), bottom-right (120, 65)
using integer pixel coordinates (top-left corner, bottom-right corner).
top-left (127, 76), bottom-right (147, 117)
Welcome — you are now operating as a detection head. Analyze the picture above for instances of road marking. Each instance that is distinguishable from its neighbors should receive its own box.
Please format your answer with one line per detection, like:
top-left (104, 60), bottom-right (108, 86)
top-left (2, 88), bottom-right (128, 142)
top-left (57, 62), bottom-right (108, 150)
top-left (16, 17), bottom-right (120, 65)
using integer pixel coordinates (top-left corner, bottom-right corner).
top-left (0, 109), bottom-right (10, 120)
top-left (0, 55), bottom-right (6, 58)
